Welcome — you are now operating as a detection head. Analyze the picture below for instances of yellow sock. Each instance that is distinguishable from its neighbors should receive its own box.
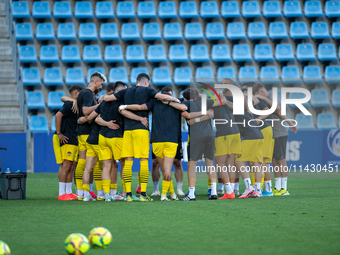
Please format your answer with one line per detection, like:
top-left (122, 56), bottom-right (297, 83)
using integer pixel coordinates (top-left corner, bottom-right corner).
top-left (123, 160), bottom-right (133, 193)
top-left (162, 180), bottom-right (171, 195)
top-left (260, 174), bottom-right (265, 189)
top-left (140, 161), bottom-right (149, 193)
top-left (250, 172), bottom-right (255, 186)
top-left (138, 174), bottom-right (141, 186)
top-left (112, 183), bottom-right (117, 190)
top-left (110, 184), bottom-right (115, 189)
top-left (102, 180), bottom-right (111, 194)
top-left (169, 180), bottom-right (175, 195)
top-left (93, 161), bottom-right (102, 191)
top-left (83, 184), bottom-right (90, 192)
top-left (207, 176), bottom-right (211, 188)
top-left (121, 178), bottom-right (126, 192)
top-left (75, 158), bottom-right (86, 190)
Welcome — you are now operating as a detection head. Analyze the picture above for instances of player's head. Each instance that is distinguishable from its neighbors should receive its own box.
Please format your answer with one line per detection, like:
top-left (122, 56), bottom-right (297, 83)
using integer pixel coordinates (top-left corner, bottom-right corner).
top-left (252, 82), bottom-right (268, 96)
top-left (69, 84), bottom-right (84, 99)
top-left (113, 81), bottom-right (128, 93)
top-left (161, 86), bottom-right (173, 96)
top-left (136, 73), bottom-right (150, 87)
top-left (90, 71), bottom-right (106, 93)
top-left (241, 87), bottom-right (248, 95)
top-left (221, 78), bottom-right (234, 85)
top-left (223, 88), bottom-right (232, 96)
top-left (182, 88), bottom-right (199, 101)
top-left (106, 83), bottom-right (115, 95)
top-left (242, 82), bottom-right (255, 88)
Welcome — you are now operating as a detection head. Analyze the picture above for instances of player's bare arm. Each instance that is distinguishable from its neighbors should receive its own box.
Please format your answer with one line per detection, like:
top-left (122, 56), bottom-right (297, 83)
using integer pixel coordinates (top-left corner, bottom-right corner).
top-left (95, 115), bottom-right (119, 130)
top-left (119, 109), bottom-right (149, 128)
top-left (82, 105), bottom-right (98, 116)
top-left (55, 111), bottom-right (69, 144)
top-left (164, 101), bottom-right (188, 112)
top-left (188, 109), bottom-right (214, 125)
top-left (119, 104), bottom-right (148, 111)
top-left (212, 93), bottom-right (227, 107)
top-left (103, 94), bottom-right (117, 102)
top-left (61, 96), bottom-right (78, 113)
top-left (155, 93), bottom-right (180, 103)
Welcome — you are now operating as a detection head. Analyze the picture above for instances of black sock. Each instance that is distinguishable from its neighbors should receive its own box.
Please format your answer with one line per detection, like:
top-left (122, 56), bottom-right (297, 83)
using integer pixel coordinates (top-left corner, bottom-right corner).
top-left (127, 192), bottom-right (132, 196)
top-left (141, 192), bottom-right (146, 196)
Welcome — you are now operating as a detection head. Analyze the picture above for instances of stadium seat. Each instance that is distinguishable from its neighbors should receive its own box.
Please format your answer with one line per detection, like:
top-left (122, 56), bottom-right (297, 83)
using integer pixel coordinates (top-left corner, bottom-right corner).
top-left (332, 89), bottom-right (340, 107)
top-left (158, 1), bottom-right (177, 19)
top-left (15, 23), bottom-right (33, 41)
top-left (51, 116), bottom-right (56, 132)
top-left (116, 1), bottom-right (135, 19)
top-left (65, 68), bottom-right (85, 86)
top-left (152, 68), bottom-right (172, 86)
top-left (260, 66), bottom-right (280, 84)
top-left (99, 23), bottom-right (119, 41)
top-left (27, 91), bottom-right (45, 110)
top-left (174, 67), bottom-right (193, 86)
top-left (206, 23), bottom-right (225, 40)
top-left (296, 44), bottom-right (316, 62)
top-left (221, 1), bottom-right (240, 19)
top-left (83, 45), bottom-right (102, 63)
top-left (303, 66), bottom-right (323, 83)
top-left (104, 45), bottom-right (124, 63)
top-left (238, 67), bottom-right (258, 83)
top-left (79, 23), bottom-right (98, 41)
top-left (311, 22), bottom-right (330, 40)
top-left (169, 45), bottom-right (189, 63)
top-left (126, 45), bottom-right (145, 63)
top-left (179, 1), bottom-right (199, 19)
top-left (288, 92), bottom-right (310, 108)
top-left (268, 22), bottom-right (288, 40)
top-left (53, 1), bottom-right (72, 19)
top-left (248, 22), bottom-right (267, 41)
top-left (130, 67), bottom-right (149, 85)
top-left (211, 45), bottom-right (231, 63)
top-left (283, 1), bottom-right (303, 18)
top-left (184, 23), bottom-right (204, 41)
top-left (61, 45), bottom-right (81, 64)
top-left (95, 1), bottom-right (114, 19)
top-left (40, 45), bottom-right (59, 64)
top-left (121, 23), bottom-right (140, 41)
top-left (195, 67), bottom-right (215, 80)
top-left (36, 23), bottom-right (55, 41)
top-left (311, 89), bottom-right (331, 107)
top-left (275, 44), bottom-right (295, 62)
top-left (232, 44), bottom-right (253, 62)
top-left (32, 1), bottom-right (51, 19)
top-left (30, 115), bottom-right (49, 132)
top-left (44, 68), bottom-right (63, 86)
top-left (20, 46), bottom-right (38, 64)
top-left (163, 23), bottom-right (183, 41)
top-left (74, 1), bottom-right (94, 19)
top-left (331, 22), bottom-right (340, 40)
top-left (318, 44), bottom-right (337, 62)
top-left (147, 45), bottom-right (167, 63)
top-left (217, 67), bottom-right (236, 83)
top-left (325, 66), bottom-right (340, 84)
top-left (290, 22), bottom-right (309, 40)
top-left (317, 113), bottom-right (337, 130)
top-left (97, 91), bottom-right (106, 100)
top-left (227, 22), bottom-right (246, 40)
top-left (109, 68), bottom-right (129, 84)
top-left (281, 66), bottom-right (301, 84)
top-left (254, 44), bottom-right (274, 62)
top-left (57, 23), bottom-right (76, 41)
top-left (23, 68), bottom-right (41, 86)
top-left (295, 114), bottom-right (315, 130)
top-left (47, 91), bottom-right (65, 110)
top-left (325, 1), bottom-right (340, 18)
top-left (304, 1), bottom-right (324, 18)
top-left (190, 45), bottom-right (210, 63)
top-left (242, 1), bottom-right (261, 19)
top-left (12, 1), bottom-right (30, 19)
top-left (263, 1), bottom-right (282, 18)
top-left (142, 23), bottom-right (162, 41)
top-left (200, 1), bottom-right (219, 19)
top-left (138, 1), bottom-right (156, 19)
top-left (87, 68), bottom-right (107, 85)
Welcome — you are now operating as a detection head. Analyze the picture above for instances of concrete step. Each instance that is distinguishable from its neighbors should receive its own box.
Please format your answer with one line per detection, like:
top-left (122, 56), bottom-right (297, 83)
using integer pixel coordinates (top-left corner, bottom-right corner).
top-left (0, 47), bottom-right (12, 60)
top-left (0, 124), bottom-right (24, 132)
top-left (0, 39), bottom-right (10, 48)
top-left (0, 107), bottom-right (21, 117)
top-left (0, 3), bottom-right (5, 16)
top-left (0, 69), bottom-right (15, 78)
top-left (0, 94), bottom-right (19, 106)
top-left (0, 84), bottom-right (18, 93)
top-left (0, 62), bottom-right (14, 70)
top-left (0, 115), bottom-right (23, 125)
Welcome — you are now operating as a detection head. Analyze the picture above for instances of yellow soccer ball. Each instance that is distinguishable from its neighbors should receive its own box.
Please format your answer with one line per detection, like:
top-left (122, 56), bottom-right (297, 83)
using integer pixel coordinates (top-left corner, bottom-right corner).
top-left (0, 241), bottom-right (11, 255)
top-left (88, 227), bottom-right (112, 248)
top-left (64, 233), bottom-right (90, 255)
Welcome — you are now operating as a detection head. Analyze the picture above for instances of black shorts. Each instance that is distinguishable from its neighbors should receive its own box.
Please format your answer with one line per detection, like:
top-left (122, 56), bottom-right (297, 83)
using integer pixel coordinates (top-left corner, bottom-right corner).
top-left (152, 142), bottom-right (183, 160)
top-left (273, 135), bottom-right (288, 160)
top-left (188, 136), bottom-right (215, 161)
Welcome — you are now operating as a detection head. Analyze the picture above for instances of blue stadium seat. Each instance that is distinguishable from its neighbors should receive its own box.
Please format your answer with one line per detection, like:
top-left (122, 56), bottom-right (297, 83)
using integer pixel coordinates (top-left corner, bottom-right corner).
top-left (242, 1), bottom-right (261, 19)
top-left (211, 45), bottom-right (231, 63)
top-left (288, 92), bottom-right (310, 108)
top-left (217, 67), bottom-right (236, 83)
top-left (275, 44), bottom-right (295, 62)
top-left (137, 1), bottom-right (156, 19)
top-left (318, 44), bottom-right (337, 62)
top-left (296, 44), bottom-right (316, 62)
top-left (221, 1), bottom-right (240, 19)
top-left (51, 116), bottom-right (56, 132)
top-left (295, 114), bottom-right (315, 130)
top-left (53, 1), bottom-right (72, 19)
top-left (195, 67), bottom-right (215, 80)
top-left (227, 22), bottom-right (246, 40)
top-left (269, 22), bottom-right (288, 40)
top-left (206, 23), bottom-right (225, 40)
top-left (290, 22), bottom-right (309, 40)
top-left (317, 113), bottom-right (337, 129)
top-left (61, 45), bottom-right (81, 64)
top-left (331, 22), bottom-right (340, 40)
top-left (325, 66), bottom-right (340, 84)
top-left (190, 45), bottom-right (210, 63)
top-left (32, 1), bottom-right (51, 19)
top-left (95, 1), bottom-right (114, 19)
top-left (158, 1), bottom-right (177, 19)
top-left (87, 68), bottom-right (106, 85)
top-left (152, 68), bottom-right (172, 86)
top-left (126, 45), bottom-right (145, 63)
top-left (163, 23), bottom-right (183, 41)
top-left (40, 45), bottom-right (59, 64)
top-left (15, 23), bottom-right (33, 41)
top-left (65, 68), bottom-right (85, 86)
top-left (20, 46), bottom-right (37, 64)
top-left (169, 45), bottom-right (189, 63)
top-left (238, 67), bottom-right (258, 83)
top-left (303, 66), bottom-right (323, 83)
top-left (248, 22), bottom-right (267, 40)
top-left (260, 66), bottom-right (280, 84)
top-left (36, 23), bottom-right (55, 41)
top-left (79, 23), bottom-right (98, 41)
top-left (179, 1), bottom-right (199, 19)
top-left (100, 23), bottom-right (119, 41)
top-left (283, 1), bottom-right (303, 18)
top-left (304, 1), bottom-right (324, 18)
top-left (130, 67), bottom-right (149, 85)
top-left (311, 89), bottom-right (331, 107)
top-left (174, 67), bottom-right (193, 86)
top-left (23, 68), bottom-right (41, 86)
top-left (30, 116), bottom-right (49, 132)
top-left (74, 1), bottom-right (94, 19)
top-left (97, 91), bottom-right (106, 100)
top-left (47, 91), bottom-right (65, 110)
top-left (147, 45), bottom-right (167, 63)
top-left (200, 1), bottom-right (219, 19)
top-left (232, 44), bottom-right (253, 62)
top-left (27, 91), bottom-right (45, 110)
top-left (12, 1), bottom-right (30, 19)
top-left (104, 45), bottom-right (124, 63)
top-left (254, 44), bottom-right (274, 62)
top-left (263, 1), bottom-right (282, 18)
top-left (44, 68), bottom-right (63, 86)
top-left (109, 68), bottom-right (129, 84)
top-left (281, 66), bottom-right (301, 84)
top-left (332, 89), bottom-right (340, 107)
top-left (121, 23), bottom-right (140, 41)
top-left (57, 23), bottom-right (76, 41)
top-left (325, 1), bottom-right (340, 18)
top-left (116, 1), bottom-right (135, 19)
top-left (142, 23), bottom-right (162, 41)
top-left (311, 22), bottom-right (330, 40)
top-left (184, 23), bottom-right (204, 41)
top-left (83, 45), bottom-right (102, 63)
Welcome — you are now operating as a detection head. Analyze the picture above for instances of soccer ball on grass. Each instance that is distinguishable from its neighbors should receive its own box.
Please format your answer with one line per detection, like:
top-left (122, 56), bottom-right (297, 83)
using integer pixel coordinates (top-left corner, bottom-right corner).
top-left (64, 233), bottom-right (90, 255)
top-left (88, 227), bottom-right (112, 248)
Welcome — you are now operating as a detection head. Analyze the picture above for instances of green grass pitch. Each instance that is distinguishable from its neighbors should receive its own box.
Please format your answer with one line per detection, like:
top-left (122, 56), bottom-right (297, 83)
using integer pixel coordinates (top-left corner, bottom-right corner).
top-left (0, 172), bottom-right (339, 255)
